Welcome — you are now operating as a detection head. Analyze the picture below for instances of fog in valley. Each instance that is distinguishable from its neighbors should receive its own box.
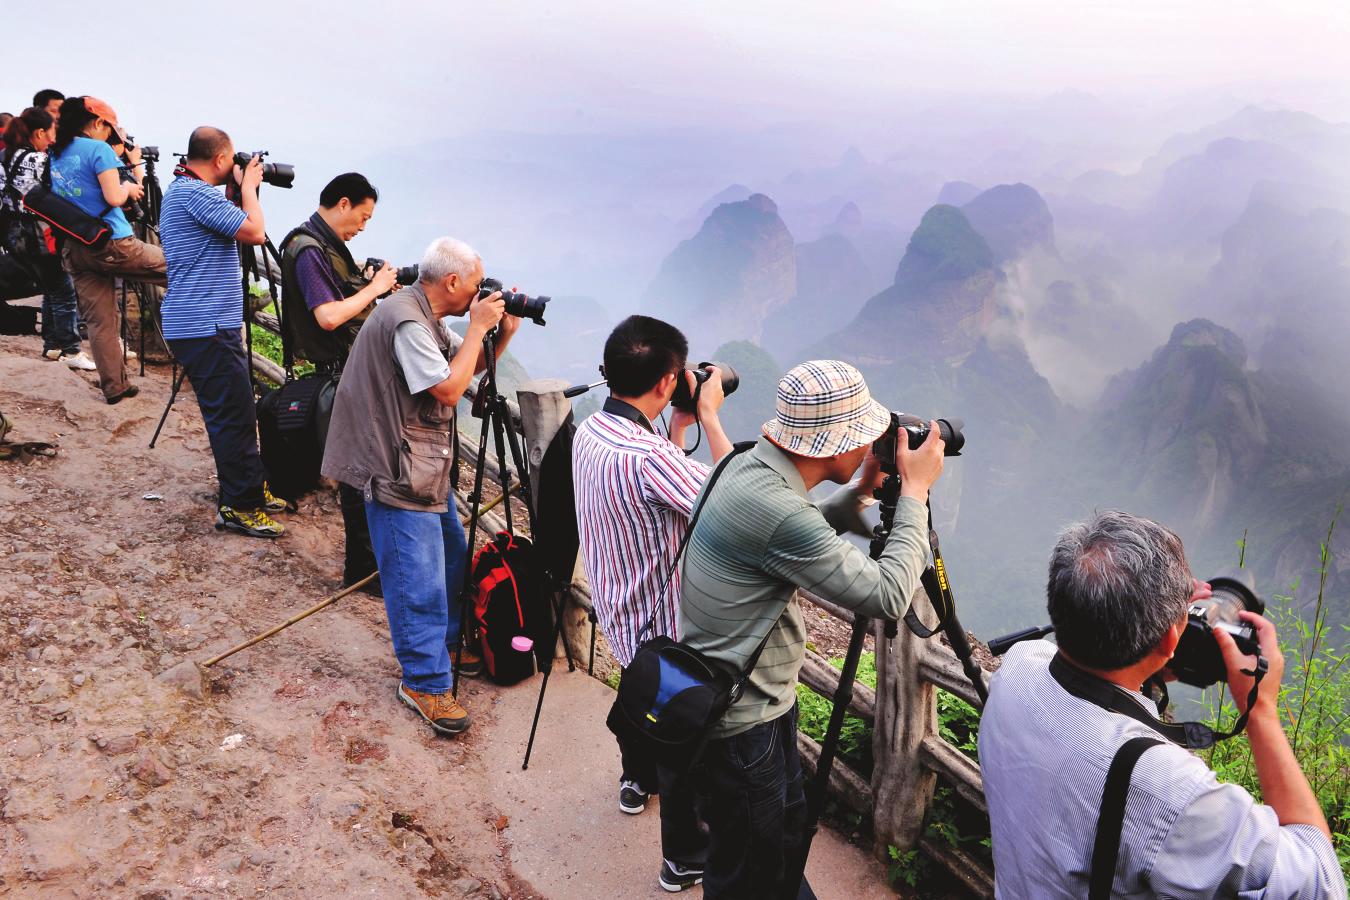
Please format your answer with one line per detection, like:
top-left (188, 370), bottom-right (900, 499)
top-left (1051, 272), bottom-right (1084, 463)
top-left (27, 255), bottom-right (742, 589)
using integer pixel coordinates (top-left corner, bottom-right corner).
top-left (20, 1), bottom-right (1350, 637)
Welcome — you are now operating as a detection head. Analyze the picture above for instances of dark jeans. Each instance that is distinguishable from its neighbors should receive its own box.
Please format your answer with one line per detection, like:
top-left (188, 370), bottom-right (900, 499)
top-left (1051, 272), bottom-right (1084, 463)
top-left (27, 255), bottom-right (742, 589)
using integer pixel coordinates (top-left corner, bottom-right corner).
top-left (363, 498), bottom-right (468, 695)
top-left (699, 703), bottom-right (816, 900)
top-left (612, 671), bottom-right (709, 868)
top-left (31, 254), bottom-right (81, 354)
top-left (168, 327), bottom-right (267, 509)
top-left (338, 482), bottom-right (378, 586)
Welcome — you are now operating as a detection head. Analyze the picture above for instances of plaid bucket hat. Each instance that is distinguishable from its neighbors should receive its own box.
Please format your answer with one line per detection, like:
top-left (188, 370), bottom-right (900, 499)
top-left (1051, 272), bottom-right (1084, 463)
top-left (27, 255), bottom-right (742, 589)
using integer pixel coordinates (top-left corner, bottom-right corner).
top-left (762, 360), bottom-right (890, 458)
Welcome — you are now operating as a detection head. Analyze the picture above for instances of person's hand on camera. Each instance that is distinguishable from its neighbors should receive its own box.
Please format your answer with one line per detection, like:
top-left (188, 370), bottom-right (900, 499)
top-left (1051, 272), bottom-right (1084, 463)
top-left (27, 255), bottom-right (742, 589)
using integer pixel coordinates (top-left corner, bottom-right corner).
top-left (125, 181), bottom-right (146, 203)
top-left (854, 453), bottom-right (884, 499)
top-left (235, 154), bottom-right (263, 192)
top-left (1215, 611), bottom-right (1283, 718)
top-left (469, 289), bottom-right (505, 333)
top-left (125, 142), bottom-right (142, 168)
top-left (897, 420), bottom-right (944, 502)
top-left (696, 365), bottom-right (726, 422)
top-left (369, 263), bottom-right (398, 296)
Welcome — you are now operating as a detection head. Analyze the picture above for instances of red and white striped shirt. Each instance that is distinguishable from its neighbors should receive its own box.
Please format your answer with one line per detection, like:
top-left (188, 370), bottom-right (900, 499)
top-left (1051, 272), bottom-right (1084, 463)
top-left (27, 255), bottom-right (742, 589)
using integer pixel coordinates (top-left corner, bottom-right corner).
top-left (573, 405), bottom-right (711, 667)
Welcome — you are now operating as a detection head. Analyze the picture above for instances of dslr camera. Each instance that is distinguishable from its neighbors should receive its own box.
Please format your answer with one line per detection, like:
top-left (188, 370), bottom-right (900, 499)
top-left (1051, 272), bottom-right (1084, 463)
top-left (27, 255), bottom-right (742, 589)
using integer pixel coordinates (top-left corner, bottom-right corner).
top-left (671, 361), bottom-right (740, 411)
top-left (475, 277), bottom-right (550, 325)
top-left (364, 258), bottom-right (420, 286)
top-left (872, 413), bottom-right (965, 473)
top-left (232, 150), bottom-right (295, 189)
top-left (1169, 569), bottom-right (1265, 687)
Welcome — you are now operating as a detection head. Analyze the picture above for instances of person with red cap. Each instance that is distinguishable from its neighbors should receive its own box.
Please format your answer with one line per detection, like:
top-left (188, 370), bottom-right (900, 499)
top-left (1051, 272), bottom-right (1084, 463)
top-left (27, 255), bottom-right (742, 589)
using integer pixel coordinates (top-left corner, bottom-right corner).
top-left (48, 96), bottom-right (164, 404)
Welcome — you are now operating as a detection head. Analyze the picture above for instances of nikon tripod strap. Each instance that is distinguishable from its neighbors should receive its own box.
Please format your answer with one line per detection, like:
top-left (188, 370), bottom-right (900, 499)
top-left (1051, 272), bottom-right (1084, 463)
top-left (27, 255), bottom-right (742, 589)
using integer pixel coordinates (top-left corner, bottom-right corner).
top-left (1049, 652), bottom-right (1265, 750)
top-left (902, 504), bottom-right (954, 639)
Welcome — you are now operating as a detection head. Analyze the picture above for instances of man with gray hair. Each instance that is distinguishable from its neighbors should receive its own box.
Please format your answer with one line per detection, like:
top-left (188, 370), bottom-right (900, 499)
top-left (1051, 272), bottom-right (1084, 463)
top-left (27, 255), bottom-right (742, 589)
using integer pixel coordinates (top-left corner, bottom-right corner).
top-left (980, 510), bottom-right (1344, 898)
top-left (322, 237), bottom-right (519, 735)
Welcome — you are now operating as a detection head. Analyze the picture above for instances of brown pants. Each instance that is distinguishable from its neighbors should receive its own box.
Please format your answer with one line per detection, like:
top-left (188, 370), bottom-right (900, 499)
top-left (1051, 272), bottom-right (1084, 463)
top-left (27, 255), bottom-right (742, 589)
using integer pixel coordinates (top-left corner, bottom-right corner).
top-left (63, 237), bottom-right (167, 399)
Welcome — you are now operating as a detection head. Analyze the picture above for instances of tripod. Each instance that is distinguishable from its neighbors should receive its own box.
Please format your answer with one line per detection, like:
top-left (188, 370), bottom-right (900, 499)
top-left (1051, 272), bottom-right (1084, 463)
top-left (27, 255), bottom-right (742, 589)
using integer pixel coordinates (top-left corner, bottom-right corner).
top-left (784, 471), bottom-right (987, 898)
top-left (149, 235), bottom-right (281, 449)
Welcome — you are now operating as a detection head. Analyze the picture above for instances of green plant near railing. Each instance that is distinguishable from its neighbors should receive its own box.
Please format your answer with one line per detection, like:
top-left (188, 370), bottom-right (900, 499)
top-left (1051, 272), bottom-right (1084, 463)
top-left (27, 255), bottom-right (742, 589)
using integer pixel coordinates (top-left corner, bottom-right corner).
top-left (1201, 509), bottom-right (1349, 878)
top-left (248, 323), bottom-right (313, 379)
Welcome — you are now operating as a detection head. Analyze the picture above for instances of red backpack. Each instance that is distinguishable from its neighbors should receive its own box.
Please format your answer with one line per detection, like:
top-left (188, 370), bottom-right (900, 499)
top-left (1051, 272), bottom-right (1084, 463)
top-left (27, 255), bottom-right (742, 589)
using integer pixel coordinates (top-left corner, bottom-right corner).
top-left (469, 532), bottom-right (554, 685)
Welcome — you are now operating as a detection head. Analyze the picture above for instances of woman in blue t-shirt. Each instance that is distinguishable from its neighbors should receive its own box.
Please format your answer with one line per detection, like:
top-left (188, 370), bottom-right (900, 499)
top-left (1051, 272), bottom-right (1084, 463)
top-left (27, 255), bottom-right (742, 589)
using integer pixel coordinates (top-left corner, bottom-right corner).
top-left (1, 107), bottom-right (92, 369)
top-left (49, 96), bottom-right (166, 405)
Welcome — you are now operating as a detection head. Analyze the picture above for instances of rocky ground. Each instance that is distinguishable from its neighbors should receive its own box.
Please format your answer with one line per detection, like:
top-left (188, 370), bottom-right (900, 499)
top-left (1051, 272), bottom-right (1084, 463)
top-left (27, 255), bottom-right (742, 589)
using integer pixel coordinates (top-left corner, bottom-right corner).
top-left (0, 325), bottom-right (898, 898)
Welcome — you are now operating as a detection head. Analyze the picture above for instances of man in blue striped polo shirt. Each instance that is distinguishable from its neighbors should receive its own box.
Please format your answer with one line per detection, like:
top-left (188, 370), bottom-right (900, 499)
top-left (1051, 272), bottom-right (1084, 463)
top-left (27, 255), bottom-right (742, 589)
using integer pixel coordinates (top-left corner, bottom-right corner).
top-left (160, 126), bottom-right (283, 538)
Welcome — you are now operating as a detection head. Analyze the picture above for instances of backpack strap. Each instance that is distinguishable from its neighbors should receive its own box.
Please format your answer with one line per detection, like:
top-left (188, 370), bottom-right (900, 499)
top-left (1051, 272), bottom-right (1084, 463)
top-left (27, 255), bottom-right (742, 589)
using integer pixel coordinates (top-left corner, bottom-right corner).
top-left (1089, 736), bottom-right (1163, 900)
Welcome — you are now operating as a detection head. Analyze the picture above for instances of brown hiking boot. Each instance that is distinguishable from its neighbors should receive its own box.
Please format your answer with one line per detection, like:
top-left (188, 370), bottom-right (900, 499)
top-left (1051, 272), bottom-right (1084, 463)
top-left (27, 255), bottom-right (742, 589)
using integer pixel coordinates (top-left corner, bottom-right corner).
top-left (398, 683), bottom-right (471, 736)
top-left (455, 646), bottom-right (484, 678)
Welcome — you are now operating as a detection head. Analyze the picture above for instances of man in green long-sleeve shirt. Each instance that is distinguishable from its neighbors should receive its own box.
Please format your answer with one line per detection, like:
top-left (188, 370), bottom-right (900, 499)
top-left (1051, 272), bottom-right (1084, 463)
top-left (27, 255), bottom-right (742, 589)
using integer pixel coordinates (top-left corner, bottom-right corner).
top-left (680, 359), bottom-right (946, 900)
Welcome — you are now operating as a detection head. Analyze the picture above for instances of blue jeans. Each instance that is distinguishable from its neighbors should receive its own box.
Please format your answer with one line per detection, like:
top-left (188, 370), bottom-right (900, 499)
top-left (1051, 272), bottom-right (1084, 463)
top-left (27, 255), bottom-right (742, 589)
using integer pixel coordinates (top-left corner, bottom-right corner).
top-left (364, 498), bottom-right (468, 694)
top-left (699, 703), bottom-right (817, 900)
top-left (34, 255), bottom-right (81, 355)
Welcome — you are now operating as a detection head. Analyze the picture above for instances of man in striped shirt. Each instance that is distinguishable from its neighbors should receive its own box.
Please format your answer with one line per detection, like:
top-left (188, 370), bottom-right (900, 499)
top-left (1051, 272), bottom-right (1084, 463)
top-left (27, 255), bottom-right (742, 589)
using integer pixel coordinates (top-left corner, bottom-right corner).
top-left (573, 314), bottom-right (731, 892)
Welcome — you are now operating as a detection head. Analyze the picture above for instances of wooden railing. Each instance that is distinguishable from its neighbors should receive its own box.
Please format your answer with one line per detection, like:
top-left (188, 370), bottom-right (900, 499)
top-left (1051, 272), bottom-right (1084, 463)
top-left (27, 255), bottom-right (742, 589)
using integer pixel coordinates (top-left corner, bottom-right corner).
top-left (246, 304), bottom-right (993, 895)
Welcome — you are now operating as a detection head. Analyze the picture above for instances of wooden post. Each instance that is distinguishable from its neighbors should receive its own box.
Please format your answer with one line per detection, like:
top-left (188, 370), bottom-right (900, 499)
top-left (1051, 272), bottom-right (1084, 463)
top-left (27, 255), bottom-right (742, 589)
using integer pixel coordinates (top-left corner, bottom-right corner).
top-left (869, 583), bottom-right (938, 856)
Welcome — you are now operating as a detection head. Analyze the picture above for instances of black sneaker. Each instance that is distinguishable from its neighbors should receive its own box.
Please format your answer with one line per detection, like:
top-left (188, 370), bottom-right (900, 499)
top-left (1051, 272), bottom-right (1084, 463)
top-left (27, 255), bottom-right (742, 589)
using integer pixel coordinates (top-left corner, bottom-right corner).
top-left (618, 779), bottom-right (649, 815)
top-left (658, 859), bottom-right (704, 893)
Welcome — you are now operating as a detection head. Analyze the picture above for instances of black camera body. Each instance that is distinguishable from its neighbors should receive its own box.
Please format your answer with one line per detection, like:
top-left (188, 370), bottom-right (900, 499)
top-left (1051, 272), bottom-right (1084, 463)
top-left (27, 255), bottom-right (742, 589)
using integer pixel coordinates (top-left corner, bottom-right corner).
top-left (1169, 569), bottom-right (1265, 687)
top-left (364, 258), bottom-right (420, 286)
top-left (872, 413), bottom-right (965, 472)
top-left (232, 151), bottom-right (295, 189)
top-left (671, 361), bottom-right (740, 412)
top-left (476, 277), bottom-right (550, 325)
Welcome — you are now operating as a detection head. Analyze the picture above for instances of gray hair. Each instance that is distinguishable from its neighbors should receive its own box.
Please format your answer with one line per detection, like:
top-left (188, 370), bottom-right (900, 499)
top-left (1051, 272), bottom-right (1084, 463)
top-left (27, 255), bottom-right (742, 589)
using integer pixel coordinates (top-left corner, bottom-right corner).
top-left (419, 237), bottom-right (479, 285)
top-left (1047, 510), bottom-right (1191, 670)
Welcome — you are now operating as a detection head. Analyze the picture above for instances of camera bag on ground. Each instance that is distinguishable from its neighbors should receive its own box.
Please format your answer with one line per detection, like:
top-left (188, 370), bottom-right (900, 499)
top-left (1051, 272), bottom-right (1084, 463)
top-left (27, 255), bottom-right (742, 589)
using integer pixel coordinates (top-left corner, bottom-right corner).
top-left (256, 373), bottom-right (337, 502)
top-left (605, 441), bottom-right (764, 774)
top-left (469, 531), bottom-right (555, 685)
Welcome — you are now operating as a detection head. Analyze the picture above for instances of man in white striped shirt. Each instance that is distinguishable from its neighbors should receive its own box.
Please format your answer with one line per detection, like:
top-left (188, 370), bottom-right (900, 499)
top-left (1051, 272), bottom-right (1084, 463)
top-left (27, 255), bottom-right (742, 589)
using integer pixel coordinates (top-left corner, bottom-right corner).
top-left (573, 314), bottom-right (732, 893)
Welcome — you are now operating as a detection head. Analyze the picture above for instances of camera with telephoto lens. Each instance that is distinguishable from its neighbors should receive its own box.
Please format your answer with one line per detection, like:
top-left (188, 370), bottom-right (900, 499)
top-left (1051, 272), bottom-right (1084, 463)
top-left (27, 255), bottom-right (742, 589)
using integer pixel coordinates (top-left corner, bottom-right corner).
top-left (671, 361), bottom-right (740, 412)
top-left (364, 258), bottom-right (420, 286)
top-left (232, 151), bottom-right (295, 189)
top-left (871, 413), bottom-right (965, 473)
top-left (476, 277), bottom-right (550, 325)
top-left (1168, 569), bottom-right (1265, 688)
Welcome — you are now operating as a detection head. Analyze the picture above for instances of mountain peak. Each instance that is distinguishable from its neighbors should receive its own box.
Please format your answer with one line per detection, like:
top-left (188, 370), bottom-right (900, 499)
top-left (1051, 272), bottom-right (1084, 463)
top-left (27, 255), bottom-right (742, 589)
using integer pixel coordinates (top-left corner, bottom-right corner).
top-left (833, 201), bottom-right (863, 229)
top-left (894, 204), bottom-right (995, 287)
top-left (960, 183), bottom-right (1055, 262)
top-left (1166, 318), bottom-right (1248, 369)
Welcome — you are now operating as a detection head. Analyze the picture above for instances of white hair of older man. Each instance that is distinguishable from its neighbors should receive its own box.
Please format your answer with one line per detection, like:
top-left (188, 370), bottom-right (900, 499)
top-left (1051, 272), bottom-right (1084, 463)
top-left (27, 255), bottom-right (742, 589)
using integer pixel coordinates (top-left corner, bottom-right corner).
top-left (419, 237), bottom-right (480, 284)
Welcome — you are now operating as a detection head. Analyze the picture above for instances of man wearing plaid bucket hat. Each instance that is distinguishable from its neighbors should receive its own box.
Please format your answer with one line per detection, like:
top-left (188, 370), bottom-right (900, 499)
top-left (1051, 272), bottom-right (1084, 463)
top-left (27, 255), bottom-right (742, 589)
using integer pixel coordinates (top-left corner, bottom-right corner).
top-left (679, 359), bottom-right (946, 899)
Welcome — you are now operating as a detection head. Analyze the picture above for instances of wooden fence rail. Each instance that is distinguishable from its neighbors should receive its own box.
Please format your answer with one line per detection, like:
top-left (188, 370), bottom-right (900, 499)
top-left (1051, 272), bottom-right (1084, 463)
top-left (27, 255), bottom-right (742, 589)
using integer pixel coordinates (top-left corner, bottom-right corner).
top-left (246, 305), bottom-right (993, 896)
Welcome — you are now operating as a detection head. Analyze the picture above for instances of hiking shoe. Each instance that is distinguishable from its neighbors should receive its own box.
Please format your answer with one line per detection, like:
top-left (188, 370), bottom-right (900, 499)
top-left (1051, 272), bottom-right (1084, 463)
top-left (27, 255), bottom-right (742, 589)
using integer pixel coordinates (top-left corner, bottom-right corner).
top-left (619, 779), bottom-right (650, 815)
top-left (42, 348), bottom-right (63, 361)
top-left (658, 859), bottom-right (704, 893)
top-left (63, 350), bottom-right (98, 371)
top-left (215, 506), bottom-right (285, 538)
top-left (454, 646), bottom-right (484, 678)
top-left (106, 385), bottom-right (140, 404)
top-left (398, 682), bottom-right (471, 735)
top-left (262, 483), bottom-right (287, 512)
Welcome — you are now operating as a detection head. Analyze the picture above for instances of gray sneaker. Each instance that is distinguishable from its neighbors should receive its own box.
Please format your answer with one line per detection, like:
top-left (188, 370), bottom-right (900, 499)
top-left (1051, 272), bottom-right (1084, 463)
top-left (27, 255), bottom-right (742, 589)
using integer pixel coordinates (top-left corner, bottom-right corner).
top-left (619, 779), bottom-right (649, 815)
top-left (659, 859), bottom-right (704, 893)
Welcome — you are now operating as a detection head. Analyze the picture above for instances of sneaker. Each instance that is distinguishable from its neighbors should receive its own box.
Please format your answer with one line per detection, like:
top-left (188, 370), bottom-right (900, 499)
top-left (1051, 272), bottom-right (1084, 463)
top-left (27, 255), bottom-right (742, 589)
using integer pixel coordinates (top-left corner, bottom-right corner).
top-left (262, 483), bottom-right (287, 513)
top-left (215, 506), bottom-right (285, 538)
top-left (619, 779), bottom-right (650, 815)
top-left (658, 859), bottom-right (704, 893)
top-left (62, 350), bottom-right (98, 371)
top-left (106, 385), bottom-right (140, 405)
top-left (452, 645), bottom-right (484, 678)
top-left (42, 348), bottom-right (62, 361)
top-left (398, 682), bottom-right (471, 735)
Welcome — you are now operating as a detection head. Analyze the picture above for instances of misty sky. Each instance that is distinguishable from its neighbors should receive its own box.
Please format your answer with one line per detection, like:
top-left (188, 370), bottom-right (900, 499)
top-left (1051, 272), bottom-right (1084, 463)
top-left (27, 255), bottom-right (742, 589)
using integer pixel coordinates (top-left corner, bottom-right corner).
top-left (11, 1), bottom-right (1350, 153)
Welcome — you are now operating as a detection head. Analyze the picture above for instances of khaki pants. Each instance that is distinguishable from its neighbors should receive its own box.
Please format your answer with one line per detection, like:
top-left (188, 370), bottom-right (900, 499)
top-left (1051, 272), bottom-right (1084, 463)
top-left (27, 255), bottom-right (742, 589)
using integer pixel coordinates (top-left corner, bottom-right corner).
top-left (63, 237), bottom-right (167, 399)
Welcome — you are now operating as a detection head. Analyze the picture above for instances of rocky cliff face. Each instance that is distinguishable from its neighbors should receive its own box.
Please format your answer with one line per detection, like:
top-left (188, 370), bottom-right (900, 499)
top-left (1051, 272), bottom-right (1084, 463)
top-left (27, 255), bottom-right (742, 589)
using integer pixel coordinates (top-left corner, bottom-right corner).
top-left (642, 193), bottom-right (795, 346)
top-left (761, 232), bottom-right (873, 362)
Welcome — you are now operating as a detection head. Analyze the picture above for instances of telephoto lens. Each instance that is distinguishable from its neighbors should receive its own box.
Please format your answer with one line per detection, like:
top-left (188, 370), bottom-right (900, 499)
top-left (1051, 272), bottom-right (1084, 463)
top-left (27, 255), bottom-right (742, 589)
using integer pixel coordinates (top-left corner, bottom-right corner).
top-left (232, 151), bottom-right (295, 189)
top-left (872, 413), bottom-right (965, 472)
top-left (1169, 569), bottom-right (1265, 687)
top-left (671, 361), bottom-right (740, 412)
top-left (476, 277), bottom-right (550, 325)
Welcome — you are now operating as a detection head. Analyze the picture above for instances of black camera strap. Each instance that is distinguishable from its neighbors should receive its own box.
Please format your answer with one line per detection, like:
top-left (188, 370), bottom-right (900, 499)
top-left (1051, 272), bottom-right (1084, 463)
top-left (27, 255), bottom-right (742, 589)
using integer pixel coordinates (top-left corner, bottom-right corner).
top-left (1048, 652), bottom-right (1266, 750)
top-left (1089, 735), bottom-right (1164, 900)
top-left (902, 504), bottom-right (953, 639)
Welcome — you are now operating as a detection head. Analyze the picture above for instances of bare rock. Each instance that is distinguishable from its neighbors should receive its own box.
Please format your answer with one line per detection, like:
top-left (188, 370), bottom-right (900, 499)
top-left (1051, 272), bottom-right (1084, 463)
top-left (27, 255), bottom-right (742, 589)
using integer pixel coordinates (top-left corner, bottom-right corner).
top-left (30, 675), bottom-right (66, 704)
top-left (11, 735), bottom-right (42, 759)
top-left (131, 749), bottom-right (173, 788)
top-left (155, 659), bottom-right (207, 700)
top-left (94, 734), bottom-right (139, 756)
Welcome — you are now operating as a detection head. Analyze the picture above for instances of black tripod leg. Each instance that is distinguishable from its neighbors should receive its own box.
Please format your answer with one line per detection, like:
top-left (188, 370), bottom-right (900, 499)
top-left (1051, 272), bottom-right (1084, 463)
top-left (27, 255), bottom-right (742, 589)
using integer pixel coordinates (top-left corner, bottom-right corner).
top-left (588, 609), bottom-right (597, 677)
top-left (521, 585), bottom-right (573, 770)
top-left (452, 409), bottom-right (494, 699)
top-left (148, 365), bottom-right (187, 449)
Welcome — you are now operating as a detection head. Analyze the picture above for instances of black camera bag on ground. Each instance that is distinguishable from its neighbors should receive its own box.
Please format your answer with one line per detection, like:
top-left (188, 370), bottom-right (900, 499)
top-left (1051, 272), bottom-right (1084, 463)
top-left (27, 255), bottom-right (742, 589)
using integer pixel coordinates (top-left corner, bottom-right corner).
top-left (256, 373), bottom-right (337, 502)
top-left (470, 531), bottom-right (554, 685)
top-left (606, 441), bottom-right (766, 774)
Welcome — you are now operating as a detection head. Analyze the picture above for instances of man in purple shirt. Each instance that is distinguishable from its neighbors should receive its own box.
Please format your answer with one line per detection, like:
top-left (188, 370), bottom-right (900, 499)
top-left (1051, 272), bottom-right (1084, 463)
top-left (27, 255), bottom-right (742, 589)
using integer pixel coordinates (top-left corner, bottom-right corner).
top-left (278, 173), bottom-right (400, 595)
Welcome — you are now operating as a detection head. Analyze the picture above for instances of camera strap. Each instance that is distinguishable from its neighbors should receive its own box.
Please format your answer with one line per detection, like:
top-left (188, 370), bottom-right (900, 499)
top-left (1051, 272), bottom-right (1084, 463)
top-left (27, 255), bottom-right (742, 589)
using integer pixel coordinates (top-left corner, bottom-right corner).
top-left (902, 504), bottom-right (954, 639)
top-left (1049, 652), bottom-right (1266, 750)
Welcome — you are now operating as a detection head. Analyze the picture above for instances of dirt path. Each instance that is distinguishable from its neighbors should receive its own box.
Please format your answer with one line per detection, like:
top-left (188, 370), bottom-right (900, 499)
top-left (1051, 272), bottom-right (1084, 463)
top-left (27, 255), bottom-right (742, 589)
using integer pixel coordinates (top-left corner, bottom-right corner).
top-left (0, 328), bottom-right (897, 898)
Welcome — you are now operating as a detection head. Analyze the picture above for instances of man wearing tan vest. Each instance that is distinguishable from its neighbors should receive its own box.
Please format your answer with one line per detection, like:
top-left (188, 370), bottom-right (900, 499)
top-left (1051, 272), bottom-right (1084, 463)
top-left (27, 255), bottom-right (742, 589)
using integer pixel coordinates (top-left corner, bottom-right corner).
top-left (321, 237), bottom-right (519, 735)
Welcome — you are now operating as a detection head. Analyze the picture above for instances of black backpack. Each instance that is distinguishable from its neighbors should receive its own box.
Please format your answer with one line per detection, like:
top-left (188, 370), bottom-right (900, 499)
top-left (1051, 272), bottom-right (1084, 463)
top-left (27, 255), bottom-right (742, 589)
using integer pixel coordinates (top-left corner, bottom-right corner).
top-left (255, 374), bottom-right (337, 502)
top-left (470, 531), bottom-right (555, 685)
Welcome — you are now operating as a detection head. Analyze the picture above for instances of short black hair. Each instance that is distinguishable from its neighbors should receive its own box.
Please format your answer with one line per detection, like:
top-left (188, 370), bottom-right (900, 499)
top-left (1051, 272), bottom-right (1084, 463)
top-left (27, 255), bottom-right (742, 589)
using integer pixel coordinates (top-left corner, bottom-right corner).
top-left (33, 89), bottom-right (64, 108)
top-left (603, 315), bottom-right (689, 397)
top-left (186, 126), bottom-right (232, 162)
top-left (319, 172), bottom-right (378, 209)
